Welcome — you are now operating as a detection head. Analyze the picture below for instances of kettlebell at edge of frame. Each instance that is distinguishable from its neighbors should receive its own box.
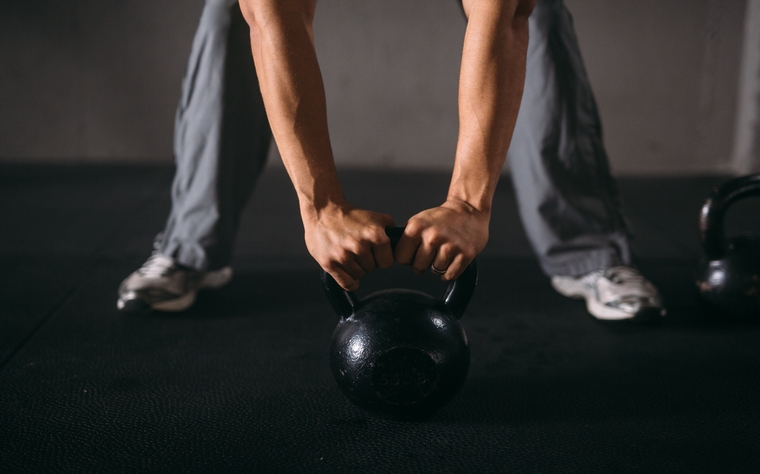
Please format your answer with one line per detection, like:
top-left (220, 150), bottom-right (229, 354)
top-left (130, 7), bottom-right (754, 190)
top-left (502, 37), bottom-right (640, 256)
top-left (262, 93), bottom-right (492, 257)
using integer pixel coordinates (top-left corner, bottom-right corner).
top-left (320, 226), bottom-right (478, 420)
top-left (697, 174), bottom-right (760, 321)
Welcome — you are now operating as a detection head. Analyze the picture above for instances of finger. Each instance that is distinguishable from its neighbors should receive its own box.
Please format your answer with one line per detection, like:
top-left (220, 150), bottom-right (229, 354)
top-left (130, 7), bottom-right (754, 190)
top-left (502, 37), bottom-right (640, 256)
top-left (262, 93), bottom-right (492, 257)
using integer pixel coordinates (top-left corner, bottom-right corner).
top-left (394, 231), bottom-right (421, 266)
top-left (380, 212), bottom-right (395, 227)
top-left (431, 245), bottom-right (455, 280)
top-left (443, 254), bottom-right (470, 281)
top-left (412, 239), bottom-right (436, 275)
top-left (330, 267), bottom-right (359, 291)
top-left (340, 258), bottom-right (365, 281)
top-left (372, 236), bottom-right (394, 269)
top-left (354, 249), bottom-right (377, 273)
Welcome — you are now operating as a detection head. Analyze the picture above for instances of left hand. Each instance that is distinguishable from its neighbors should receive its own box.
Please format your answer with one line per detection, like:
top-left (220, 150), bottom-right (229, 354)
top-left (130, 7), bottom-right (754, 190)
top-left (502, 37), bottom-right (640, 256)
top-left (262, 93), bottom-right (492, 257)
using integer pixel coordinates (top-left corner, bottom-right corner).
top-left (394, 199), bottom-right (490, 281)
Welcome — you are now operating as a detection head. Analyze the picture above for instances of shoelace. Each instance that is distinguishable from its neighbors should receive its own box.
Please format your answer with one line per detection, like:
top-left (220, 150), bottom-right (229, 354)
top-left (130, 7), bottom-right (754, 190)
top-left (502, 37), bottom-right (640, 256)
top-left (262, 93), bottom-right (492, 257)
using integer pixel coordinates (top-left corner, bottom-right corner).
top-left (581, 266), bottom-right (650, 294)
top-left (602, 266), bottom-right (647, 286)
top-left (137, 254), bottom-right (175, 279)
top-left (588, 266), bottom-right (659, 308)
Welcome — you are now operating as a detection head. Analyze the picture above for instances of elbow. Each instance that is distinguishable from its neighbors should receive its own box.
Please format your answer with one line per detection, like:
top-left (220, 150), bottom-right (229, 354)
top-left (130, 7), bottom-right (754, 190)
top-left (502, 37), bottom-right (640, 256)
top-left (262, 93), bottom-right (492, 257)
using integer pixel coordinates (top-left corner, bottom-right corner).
top-left (239, 0), bottom-right (316, 34)
top-left (516, 0), bottom-right (536, 19)
top-left (238, 0), bottom-right (258, 29)
top-left (513, 0), bottom-right (534, 33)
top-left (462, 0), bottom-right (535, 31)
top-left (510, 0), bottom-right (536, 31)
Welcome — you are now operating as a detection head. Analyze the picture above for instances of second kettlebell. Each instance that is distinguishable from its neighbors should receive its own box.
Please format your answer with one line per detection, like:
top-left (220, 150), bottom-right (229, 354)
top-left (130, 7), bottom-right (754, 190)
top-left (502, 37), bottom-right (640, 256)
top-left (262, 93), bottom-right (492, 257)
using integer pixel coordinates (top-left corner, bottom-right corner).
top-left (697, 174), bottom-right (760, 321)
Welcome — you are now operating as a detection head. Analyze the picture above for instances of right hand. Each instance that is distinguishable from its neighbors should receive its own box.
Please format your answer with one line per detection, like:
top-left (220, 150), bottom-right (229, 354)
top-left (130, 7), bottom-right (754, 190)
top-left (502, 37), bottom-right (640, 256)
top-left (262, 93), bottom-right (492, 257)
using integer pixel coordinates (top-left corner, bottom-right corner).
top-left (394, 198), bottom-right (489, 281)
top-left (303, 203), bottom-right (395, 291)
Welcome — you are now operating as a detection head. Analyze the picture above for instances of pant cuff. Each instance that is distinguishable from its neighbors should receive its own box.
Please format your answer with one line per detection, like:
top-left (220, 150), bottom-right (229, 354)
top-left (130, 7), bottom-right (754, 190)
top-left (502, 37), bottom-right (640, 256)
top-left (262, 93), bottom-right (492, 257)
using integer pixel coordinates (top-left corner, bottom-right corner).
top-left (538, 248), bottom-right (631, 277)
top-left (156, 238), bottom-right (210, 272)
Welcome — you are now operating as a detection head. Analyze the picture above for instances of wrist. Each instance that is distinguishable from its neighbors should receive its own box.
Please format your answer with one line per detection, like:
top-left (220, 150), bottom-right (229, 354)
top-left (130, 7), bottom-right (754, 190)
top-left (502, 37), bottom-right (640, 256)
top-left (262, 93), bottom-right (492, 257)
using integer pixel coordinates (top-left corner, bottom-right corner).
top-left (299, 193), bottom-right (350, 224)
top-left (445, 185), bottom-right (493, 216)
top-left (442, 195), bottom-right (492, 219)
top-left (446, 154), bottom-right (500, 216)
top-left (286, 166), bottom-right (348, 223)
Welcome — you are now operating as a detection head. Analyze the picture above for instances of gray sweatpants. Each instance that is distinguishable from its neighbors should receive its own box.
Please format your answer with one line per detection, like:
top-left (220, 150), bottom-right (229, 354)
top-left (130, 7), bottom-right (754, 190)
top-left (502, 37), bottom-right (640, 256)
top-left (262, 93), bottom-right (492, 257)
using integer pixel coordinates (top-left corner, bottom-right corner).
top-left (155, 0), bottom-right (632, 277)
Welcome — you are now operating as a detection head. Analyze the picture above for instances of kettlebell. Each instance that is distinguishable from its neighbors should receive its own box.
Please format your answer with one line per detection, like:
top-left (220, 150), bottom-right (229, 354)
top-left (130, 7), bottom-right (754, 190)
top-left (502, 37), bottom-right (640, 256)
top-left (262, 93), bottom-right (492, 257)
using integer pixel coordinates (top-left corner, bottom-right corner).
top-left (697, 174), bottom-right (760, 321)
top-left (321, 226), bottom-right (477, 420)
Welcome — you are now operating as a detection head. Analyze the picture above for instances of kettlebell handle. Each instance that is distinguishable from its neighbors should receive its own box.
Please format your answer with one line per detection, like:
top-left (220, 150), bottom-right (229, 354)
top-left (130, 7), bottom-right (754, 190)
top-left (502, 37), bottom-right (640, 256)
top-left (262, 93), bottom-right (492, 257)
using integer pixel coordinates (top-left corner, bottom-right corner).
top-left (320, 226), bottom-right (478, 320)
top-left (700, 174), bottom-right (760, 260)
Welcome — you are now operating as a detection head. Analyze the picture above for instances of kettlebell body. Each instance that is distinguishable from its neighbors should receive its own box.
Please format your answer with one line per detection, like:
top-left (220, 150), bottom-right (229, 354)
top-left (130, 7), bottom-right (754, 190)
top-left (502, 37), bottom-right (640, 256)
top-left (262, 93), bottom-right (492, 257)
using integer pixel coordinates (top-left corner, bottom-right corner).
top-left (697, 174), bottom-right (760, 321)
top-left (321, 227), bottom-right (477, 420)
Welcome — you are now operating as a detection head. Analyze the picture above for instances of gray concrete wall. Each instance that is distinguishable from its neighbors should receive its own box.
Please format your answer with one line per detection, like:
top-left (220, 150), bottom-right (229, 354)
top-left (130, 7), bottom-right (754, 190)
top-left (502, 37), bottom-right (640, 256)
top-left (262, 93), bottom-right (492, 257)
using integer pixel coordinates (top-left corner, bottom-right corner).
top-left (0, 0), bottom-right (753, 175)
top-left (0, 0), bottom-right (203, 162)
top-left (566, 0), bottom-right (747, 175)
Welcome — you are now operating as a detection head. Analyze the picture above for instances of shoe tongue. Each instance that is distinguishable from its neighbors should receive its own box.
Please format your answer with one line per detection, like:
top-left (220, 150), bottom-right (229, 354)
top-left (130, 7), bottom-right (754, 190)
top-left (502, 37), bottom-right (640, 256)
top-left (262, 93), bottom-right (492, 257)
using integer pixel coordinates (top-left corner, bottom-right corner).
top-left (142, 254), bottom-right (175, 277)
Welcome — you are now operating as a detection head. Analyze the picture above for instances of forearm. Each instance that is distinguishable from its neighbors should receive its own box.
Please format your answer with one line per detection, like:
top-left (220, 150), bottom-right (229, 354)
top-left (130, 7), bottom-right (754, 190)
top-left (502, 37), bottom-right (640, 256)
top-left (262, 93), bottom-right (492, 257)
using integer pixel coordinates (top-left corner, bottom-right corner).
top-left (450, 0), bottom-right (534, 215)
top-left (240, 0), bottom-right (395, 290)
top-left (240, 0), bottom-right (345, 220)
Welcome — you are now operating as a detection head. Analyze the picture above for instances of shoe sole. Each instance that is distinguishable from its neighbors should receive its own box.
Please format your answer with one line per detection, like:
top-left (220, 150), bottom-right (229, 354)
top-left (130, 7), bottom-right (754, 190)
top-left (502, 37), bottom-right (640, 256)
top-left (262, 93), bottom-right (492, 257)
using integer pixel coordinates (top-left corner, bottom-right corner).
top-left (551, 277), bottom-right (665, 322)
top-left (151, 292), bottom-right (198, 312)
top-left (200, 266), bottom-right (233, 289)
top-left (118, 266), bottom-right (233, 313)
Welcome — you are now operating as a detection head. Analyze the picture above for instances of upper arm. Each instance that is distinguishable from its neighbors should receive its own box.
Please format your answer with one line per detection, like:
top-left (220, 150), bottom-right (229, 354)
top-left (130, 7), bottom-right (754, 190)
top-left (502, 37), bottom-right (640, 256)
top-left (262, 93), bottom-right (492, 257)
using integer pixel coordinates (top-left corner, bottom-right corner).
top-left (460, 0), bottom-right (535, 23)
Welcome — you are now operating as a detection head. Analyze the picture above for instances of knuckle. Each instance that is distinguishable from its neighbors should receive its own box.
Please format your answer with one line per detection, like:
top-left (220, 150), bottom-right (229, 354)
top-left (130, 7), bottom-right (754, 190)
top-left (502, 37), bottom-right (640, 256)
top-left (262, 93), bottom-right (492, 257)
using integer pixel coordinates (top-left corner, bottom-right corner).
top-left (421, 231), bottom-right (434, 244)
top-left (336, 249), bottom-right (352, 263)
top-left (348, 243), bottom-right (362, 256)
top-left (465, 245), bottom-right (478, 258)
top-left (405, 220), bottom-right (423, 236)
top-left (365, 227), bottom-right (385, 242)
top-left (355, 237), bottom-right (374, 255)
top-left (427, 233), bottom-right (444, 248)
top-left (342, 237), bottom-right (359, 254)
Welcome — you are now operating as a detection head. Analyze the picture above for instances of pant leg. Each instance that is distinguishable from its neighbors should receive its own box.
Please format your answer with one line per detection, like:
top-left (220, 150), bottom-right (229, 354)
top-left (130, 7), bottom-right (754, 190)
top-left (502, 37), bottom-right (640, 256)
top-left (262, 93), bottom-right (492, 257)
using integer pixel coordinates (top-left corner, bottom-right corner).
top-left (507, 0), bottom-right (632, 277)
top-left (155, 0), bottom-right (272, 272)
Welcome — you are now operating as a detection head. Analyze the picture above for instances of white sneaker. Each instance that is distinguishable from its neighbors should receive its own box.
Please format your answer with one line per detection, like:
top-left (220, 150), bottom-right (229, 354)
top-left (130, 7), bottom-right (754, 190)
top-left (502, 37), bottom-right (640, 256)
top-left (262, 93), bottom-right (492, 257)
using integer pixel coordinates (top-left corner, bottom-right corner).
top-left (117, 254), bottom-right (232, 312)
top-left (551, 266), bottom-right (665, 321)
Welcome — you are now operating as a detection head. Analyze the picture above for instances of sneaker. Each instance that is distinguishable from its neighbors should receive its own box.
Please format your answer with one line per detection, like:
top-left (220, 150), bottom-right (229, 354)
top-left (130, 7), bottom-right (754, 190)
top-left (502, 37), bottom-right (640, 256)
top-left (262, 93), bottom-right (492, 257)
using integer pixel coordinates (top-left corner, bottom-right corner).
top-left (117, 254), bottom-right (232, 312)
top-left (551, 266), bottom-right (665, 321)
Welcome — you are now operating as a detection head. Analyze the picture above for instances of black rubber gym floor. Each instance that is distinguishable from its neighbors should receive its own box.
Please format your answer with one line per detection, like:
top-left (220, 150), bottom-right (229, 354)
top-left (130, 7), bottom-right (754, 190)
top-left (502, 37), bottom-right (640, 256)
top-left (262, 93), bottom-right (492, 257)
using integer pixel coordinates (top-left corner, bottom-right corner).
top-left (2, 164), bottom-right (760, 472)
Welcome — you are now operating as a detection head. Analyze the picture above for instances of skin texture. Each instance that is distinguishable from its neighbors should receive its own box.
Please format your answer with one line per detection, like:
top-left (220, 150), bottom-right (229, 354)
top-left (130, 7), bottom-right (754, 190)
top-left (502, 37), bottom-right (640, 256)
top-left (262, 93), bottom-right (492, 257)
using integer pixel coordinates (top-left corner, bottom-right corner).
top-left (240, 0), bottom-right (534, 291)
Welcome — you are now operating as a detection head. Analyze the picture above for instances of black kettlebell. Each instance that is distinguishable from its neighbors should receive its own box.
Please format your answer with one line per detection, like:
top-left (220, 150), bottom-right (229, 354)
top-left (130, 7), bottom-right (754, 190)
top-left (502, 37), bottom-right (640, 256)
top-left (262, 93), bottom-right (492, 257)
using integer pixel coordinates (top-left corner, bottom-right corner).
top-left (321, 226), bottom-right (477, 420)
top-left (697, 174), bottom-right (760, 321)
